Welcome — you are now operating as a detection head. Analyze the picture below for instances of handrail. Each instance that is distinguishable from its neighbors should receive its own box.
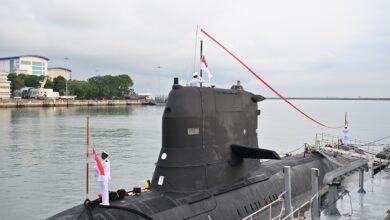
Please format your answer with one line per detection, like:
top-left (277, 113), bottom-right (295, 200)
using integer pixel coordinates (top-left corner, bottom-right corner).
top-left (242, 192), bottom-right (286, 220)
top-left (242, 193), bottom-right (319, 220)
top-left (281, 201), bottom-right (310, 220)
top-left (280, 193), bottom-right (317, 220)
top-left (311, 145), bottom-right (380, 162)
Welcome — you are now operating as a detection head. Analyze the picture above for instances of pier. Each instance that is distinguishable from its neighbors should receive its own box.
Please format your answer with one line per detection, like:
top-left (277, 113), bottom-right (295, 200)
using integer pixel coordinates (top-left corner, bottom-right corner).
top-left (0, 99), bottom-right (155, 108)
top-left (240, 143), bottom-right (390, 220)
top-left (322, 167), bottom-right (390, 220)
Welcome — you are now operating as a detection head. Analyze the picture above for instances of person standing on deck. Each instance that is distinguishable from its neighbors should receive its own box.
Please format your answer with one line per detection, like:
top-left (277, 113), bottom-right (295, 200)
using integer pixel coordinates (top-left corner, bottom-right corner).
top-left (342, 124), bottom-right (349, 145)
top-left (94, 151), bottom-right (111, 205)
top-left (188, 72), bottom-right (205, 87)
top-left (342, 112), bottom-right (350, 145)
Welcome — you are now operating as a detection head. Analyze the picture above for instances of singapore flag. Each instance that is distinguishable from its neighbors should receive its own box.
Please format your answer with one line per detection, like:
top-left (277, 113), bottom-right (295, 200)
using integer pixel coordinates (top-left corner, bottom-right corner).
top-left (201, 56), bottom-right (213, 82)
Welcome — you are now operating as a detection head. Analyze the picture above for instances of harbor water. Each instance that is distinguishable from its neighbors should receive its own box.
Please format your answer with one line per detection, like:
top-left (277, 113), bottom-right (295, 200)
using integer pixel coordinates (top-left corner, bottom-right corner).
top-left (0, 100), bottom-right (389, 220)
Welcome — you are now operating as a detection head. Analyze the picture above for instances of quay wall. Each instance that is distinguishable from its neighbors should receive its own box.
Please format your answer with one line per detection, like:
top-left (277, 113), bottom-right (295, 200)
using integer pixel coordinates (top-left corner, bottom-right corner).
top-left (0, 99), bottom-right (147, 108)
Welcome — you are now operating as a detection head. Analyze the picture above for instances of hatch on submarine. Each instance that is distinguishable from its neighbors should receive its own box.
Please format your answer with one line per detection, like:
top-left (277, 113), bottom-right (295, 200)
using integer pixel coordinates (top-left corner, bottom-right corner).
top-left (49, 78), bottom-right (355, 220)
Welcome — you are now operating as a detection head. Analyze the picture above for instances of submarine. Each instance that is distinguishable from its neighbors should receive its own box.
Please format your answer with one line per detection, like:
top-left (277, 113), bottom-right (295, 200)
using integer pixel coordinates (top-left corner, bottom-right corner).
top-left (49, 79), bottom-right (355, 220)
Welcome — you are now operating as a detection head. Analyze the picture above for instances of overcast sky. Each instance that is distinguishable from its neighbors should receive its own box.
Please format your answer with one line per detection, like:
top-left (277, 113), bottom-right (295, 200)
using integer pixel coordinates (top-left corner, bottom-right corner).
top-left (0, 0), bottom-right (389, 97)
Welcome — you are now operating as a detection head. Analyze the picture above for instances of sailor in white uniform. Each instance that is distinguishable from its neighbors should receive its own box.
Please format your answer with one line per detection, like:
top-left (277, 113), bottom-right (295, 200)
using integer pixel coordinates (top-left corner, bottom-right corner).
top-left (342, 125), bottom-right (349, 145)
top-left (95, 151), bottom-right (111, 205)
top-left (188, 72), bottom-right (205, 87)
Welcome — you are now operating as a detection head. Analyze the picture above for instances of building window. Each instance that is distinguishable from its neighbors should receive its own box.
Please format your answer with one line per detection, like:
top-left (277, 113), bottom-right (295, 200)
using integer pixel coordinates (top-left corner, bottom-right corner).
top-left (32, 61), bottom-right (42, 66)
top-left (21, 60), bottom-right (31, 65)
top-left (32, 66), bottom-right (43, 70)
top-left (10, 60), bottom-right (15, 72)
top-left (32, 71), bottom-right (42, 75)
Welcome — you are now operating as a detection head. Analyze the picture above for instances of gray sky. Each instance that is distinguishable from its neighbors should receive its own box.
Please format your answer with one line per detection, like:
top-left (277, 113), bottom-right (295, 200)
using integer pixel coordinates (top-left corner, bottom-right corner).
top-left (0, 0), bottom-right (389, 97)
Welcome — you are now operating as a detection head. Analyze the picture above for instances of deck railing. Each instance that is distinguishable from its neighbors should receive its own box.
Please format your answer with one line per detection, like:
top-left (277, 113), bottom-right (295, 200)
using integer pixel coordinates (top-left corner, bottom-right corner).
top-left (242, 193), bottom-right (318, 220)
top-left (242, 167), bottom-right (320, 220)
top-left (241, 192), bottom-right (286, 220)
top-left (281, 194), bottom-right (318, 220)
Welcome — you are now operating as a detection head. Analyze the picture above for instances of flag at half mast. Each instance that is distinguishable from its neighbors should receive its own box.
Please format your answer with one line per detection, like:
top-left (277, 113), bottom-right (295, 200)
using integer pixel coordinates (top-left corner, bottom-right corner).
top-left (201, 56), bottom-right (213, 82)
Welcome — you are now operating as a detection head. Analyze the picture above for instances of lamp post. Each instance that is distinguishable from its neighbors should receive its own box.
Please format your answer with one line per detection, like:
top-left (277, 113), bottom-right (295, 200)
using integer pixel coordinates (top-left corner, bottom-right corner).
top-left (157, 66), bottom-right (161, 98)
top-left (64, 57), bottom-right (69, 96)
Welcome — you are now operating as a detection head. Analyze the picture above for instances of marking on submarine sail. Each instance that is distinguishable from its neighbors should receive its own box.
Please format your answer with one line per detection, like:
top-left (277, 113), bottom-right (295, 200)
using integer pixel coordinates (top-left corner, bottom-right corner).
top-left (158, 176), bottom-right (164, 185)
top-left (161, 153), bottom-right (167, 160)
top-left (188, 128), bottom-right (200, 135)
top-left (243, 129), bottom-right (246, 135)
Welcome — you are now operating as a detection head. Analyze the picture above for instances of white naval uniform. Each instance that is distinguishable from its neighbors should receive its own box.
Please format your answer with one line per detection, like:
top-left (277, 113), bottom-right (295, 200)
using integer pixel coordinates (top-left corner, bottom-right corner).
top-left (342, 127), bottom-right (349, 145)
top-left (95, 159), bottom-right (111, 205)
top-left (188, 77), bottom-right (205, 87)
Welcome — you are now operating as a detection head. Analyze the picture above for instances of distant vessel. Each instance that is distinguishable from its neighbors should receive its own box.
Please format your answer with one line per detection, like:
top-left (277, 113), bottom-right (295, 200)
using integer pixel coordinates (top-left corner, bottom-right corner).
top-left (49, 79), bottom-right (359, 220)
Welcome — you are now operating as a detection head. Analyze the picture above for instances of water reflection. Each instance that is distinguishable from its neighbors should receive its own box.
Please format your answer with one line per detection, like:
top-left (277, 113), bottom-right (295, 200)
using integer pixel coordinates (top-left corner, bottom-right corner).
top-left (0, 105), bottom-right (164, 220)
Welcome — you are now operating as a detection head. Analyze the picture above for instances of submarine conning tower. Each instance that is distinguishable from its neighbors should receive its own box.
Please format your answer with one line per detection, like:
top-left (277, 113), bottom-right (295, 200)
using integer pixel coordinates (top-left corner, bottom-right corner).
top-left (151, 79), bottom-right (271, 193)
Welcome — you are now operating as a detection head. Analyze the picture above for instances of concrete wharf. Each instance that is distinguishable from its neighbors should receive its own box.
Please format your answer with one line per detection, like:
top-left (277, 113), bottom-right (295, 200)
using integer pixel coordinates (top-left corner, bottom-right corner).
top-left (322, 167), bottom-right (390, 220)
top-left (240, 144), bottom-right (389, 220)
top-left (0, 99), bottom-right (155, 108)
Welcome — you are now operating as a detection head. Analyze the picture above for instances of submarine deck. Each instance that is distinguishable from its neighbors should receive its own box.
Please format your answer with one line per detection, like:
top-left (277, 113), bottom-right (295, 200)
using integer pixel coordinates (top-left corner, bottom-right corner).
top-left (322, 167), bottom-right (390, 220)
top-left (49, 152), bottom-right (348, 220)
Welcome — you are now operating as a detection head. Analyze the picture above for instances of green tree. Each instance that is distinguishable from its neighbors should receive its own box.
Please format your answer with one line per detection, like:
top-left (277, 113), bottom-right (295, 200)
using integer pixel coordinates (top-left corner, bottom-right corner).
top-left (88, 75), bottom-right (110, 99)
top-left (7, 73), bottom-right (24, 93)
top-left (116, 74), bottom-right (133, 97)
top-left (53, 76), bottom-right (66, 95)
top-left (24, 75), bottom-right (41, 88)
top-left (44, 78), bottom-right (53, 89)
top-left (68, 80), bottom-right (88, 99)
top-left (88, 74), bottom-right (134, 99)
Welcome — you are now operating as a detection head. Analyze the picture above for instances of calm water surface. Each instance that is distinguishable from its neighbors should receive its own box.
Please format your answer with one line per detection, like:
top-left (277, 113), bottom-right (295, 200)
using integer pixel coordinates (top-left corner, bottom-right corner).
top-left (0, 100), bottom-right (389, 220)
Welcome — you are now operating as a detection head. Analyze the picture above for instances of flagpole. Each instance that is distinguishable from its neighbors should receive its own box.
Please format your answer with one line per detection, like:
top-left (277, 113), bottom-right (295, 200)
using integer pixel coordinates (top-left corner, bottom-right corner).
top-left (86, 115), bottom-right (90, 199)
top-left (193, 25), bottom-right (199, 74)
top-left (200, 40), bottom-right (203, 87)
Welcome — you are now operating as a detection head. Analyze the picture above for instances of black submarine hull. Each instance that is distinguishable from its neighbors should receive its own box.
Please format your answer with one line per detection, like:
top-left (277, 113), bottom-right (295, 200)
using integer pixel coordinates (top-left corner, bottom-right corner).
top-left (49, 154), bottom-right (345, 220)
top-left (49, 84), bottom-right (354, 220)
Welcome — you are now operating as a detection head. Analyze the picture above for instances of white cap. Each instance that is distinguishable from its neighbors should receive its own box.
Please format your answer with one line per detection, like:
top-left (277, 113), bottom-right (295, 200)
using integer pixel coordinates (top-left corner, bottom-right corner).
top-left (192, 72), bottom-right (199, 77)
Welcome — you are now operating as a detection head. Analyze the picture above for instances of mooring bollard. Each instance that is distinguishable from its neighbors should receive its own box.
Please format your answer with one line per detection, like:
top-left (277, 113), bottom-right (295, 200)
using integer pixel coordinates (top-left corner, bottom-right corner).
top-left (358, 167), bottom-right (366, 193)
top-left (283, 166), bottom-right (293, 220)
top-left (311, 168), bottom-right (320, 220)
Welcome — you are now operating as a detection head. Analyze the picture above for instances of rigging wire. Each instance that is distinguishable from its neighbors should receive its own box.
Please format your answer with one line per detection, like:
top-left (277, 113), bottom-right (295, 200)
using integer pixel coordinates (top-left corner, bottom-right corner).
top-left (286, 144), bottom-right (306, 155)
top-left (200, 28), bottom-right (345, 129)
top-left (357, 135), bottom-right (390, 147)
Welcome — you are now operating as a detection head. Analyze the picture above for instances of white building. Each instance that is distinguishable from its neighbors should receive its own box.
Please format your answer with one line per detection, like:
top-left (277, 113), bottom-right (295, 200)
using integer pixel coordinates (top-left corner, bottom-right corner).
top-left (29, 88), bottom-right (59, 99)
top-left (0, 73), bottom-right (11, 99)
top-left (138, 92), bottom-right (153, 100)
top-left (0, 55), bottom-right (49, 76)
top-left (47, 67), bottom-right (71, 80)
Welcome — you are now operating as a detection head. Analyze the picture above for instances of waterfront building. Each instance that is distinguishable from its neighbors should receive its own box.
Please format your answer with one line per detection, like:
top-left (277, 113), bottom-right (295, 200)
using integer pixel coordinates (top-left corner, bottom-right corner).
top-left (47, 67), bottom-right (71, 80)
top-left (137, 92), bottom-right (153, 100)
top-left (29, 88), bottom-right (59, 99)
top-left (0, 55), bottom-right (49, 76)
top-left (0, 73), bottom-right (11, 99)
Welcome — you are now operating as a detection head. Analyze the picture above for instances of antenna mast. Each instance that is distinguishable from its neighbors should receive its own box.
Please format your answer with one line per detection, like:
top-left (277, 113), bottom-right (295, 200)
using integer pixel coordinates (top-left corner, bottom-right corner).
top-left (200, 40), bottom-right (203, 87)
